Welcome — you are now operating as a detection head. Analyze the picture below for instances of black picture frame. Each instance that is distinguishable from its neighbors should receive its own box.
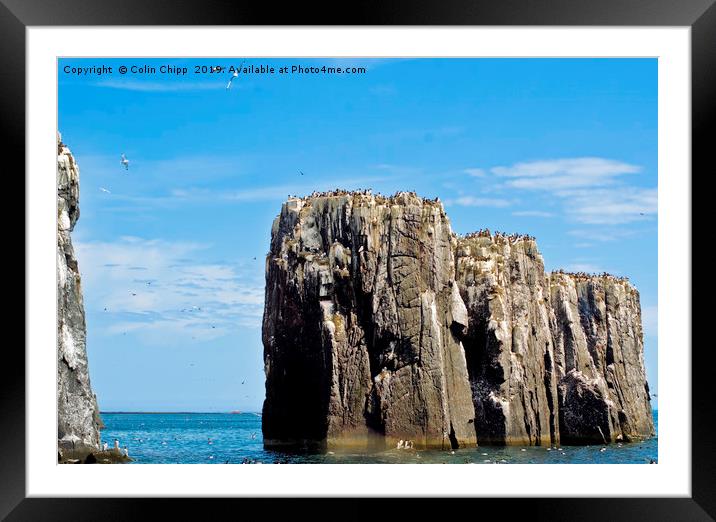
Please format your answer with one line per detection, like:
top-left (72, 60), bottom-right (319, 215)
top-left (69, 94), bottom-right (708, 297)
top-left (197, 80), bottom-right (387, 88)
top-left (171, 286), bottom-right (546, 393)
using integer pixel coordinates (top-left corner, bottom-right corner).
top-left (5, 0), bottom-right (713, 518)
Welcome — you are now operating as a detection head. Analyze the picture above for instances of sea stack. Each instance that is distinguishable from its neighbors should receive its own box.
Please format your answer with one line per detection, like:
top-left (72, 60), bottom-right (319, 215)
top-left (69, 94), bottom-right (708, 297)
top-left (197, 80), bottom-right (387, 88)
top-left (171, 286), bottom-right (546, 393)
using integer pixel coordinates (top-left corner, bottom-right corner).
top-left (262, 191), bottom-right (476, 450)
top-left (262, 191), bottom-right (654, 449)
top-left (57, 133), bottom-right (103, 461)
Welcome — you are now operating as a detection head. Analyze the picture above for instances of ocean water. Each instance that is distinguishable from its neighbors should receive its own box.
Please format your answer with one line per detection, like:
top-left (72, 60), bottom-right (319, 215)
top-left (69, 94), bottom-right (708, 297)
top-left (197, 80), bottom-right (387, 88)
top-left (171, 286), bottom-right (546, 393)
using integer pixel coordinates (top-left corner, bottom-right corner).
top-left (100, 410), bottom-right (658, 464)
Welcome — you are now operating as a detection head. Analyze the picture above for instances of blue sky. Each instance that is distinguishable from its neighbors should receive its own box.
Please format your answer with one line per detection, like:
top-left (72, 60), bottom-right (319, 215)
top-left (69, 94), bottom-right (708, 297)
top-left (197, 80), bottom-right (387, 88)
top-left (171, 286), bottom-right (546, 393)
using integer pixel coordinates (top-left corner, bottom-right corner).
top-left (58, 58), bottom-right (658, 412)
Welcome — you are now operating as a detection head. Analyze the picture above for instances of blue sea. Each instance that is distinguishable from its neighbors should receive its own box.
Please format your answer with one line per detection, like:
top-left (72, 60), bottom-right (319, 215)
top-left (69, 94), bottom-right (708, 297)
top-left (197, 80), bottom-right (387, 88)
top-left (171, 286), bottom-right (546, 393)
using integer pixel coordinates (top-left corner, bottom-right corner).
top-left (100, 410), bottom-right (658, 464)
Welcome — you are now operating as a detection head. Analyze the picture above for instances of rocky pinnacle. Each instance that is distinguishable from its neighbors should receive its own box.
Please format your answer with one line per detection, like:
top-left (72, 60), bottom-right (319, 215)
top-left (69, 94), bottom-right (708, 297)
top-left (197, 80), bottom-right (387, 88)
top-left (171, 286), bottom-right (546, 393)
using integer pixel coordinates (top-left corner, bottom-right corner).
top-left (57, 133), bottom-right (102, 461)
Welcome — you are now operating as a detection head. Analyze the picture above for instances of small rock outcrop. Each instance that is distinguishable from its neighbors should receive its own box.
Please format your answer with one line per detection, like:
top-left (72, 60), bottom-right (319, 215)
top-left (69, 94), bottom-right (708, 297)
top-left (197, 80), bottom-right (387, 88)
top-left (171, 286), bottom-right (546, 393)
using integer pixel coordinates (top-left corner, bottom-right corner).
top-left (57, 133), bottom-right (102, 461)
top-left (262, 192), bottom-right (476, 450)
top-left (262, 191), bottom-right (654, 448)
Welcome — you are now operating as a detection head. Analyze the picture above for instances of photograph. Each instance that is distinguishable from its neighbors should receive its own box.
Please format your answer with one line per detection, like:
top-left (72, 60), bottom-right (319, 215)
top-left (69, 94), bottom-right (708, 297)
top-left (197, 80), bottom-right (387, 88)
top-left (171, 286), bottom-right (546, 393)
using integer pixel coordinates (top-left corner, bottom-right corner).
top-left (57, 57), bottom-right (658, 465)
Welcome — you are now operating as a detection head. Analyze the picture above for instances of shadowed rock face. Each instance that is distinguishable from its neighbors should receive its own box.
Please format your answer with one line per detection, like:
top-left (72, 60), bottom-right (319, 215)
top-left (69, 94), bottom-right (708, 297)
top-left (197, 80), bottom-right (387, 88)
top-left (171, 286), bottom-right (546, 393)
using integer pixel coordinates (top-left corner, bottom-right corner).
top-left (262, 192), bottom-right (476, 450)
top-left (57, 133), bottom-right (102, 461)
top-left (549, 273), bottom-right (655, 443)
top-left (262, 193), bottom-right (654, 448)
top-left (455, 233), bottom-right (559, 446)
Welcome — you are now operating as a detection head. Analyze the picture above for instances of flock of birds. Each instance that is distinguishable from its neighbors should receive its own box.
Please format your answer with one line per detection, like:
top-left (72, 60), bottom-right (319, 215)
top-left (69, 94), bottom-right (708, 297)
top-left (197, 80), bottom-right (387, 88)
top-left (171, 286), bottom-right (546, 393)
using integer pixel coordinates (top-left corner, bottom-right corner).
top-left (552, 268), bottom-right (631, 282)
top-left (463, 228), bottom-right (536, 241)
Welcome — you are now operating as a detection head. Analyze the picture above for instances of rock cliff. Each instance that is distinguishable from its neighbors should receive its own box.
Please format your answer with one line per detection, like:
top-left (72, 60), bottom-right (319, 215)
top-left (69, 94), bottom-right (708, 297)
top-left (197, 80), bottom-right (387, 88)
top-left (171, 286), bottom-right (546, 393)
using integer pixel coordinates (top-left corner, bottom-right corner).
top-left (262, 191), bottom-right (654, 448)
top-left (454, 232), bottom-right (559, 446)
top-left (549, 272), bottom-right (655, 443)
top-left (262, 192), bottom-right (476, 450)
top-left (57, 133), bottom-right (102, 461)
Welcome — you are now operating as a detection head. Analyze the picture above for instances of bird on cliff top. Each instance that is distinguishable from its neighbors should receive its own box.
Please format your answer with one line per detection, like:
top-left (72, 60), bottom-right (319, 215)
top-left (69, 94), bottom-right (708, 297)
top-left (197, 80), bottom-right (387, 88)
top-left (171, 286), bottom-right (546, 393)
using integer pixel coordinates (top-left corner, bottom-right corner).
top-left (120, 153), bottom-right (129, 170)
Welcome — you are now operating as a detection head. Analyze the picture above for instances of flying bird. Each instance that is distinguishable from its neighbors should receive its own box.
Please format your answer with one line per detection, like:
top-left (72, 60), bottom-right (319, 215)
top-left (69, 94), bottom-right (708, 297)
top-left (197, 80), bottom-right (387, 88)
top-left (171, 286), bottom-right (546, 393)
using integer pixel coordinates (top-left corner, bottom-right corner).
top-left (299, 171), bottom-right (305, 176)
top-left (99, 187), bottom-right (111, 194)
top-left (226, 60), bottom-right (245, 90)
top-left (226, 71), bottom-right (238, 89)
top-left (120, 153), bottom-right (129, 170)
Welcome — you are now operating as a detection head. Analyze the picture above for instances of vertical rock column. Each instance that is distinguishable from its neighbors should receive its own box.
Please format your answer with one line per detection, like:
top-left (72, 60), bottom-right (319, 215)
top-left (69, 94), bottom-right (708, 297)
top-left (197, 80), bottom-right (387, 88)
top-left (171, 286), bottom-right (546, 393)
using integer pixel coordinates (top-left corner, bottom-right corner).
top-left (262, 192), bottom-right (476, 450)
top-left (57, 133), bottom-right (102, 460)
top-left (549, 273), bottom-right (654, 443)
top-left (455, 232), bottom-right (559, 446)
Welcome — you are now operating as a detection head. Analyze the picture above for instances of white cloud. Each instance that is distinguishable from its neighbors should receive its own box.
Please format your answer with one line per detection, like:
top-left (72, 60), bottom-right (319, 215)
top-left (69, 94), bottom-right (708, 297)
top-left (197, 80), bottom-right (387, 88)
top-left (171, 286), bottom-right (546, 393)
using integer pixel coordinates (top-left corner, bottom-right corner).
top-left (562, 187), bottom-right (657, 225)
top-left (445, 196), bottom-right (512, 208)
top-left (95, 80), bottom-right (225, 92)
top-left (564, 263), bottom-right (605, 274)
top-left (75, 237), bottom-right (264, 345)
top-left (464, 168), bottom-right (486, 178)
top-left (567, 228), bottom-right (638, 242)
top-left (481, 157), bottom-right (655, 224)
top-left (493, 157), bottom-right (641, 191)
top-left (512, 210), bottom-right (553, 218)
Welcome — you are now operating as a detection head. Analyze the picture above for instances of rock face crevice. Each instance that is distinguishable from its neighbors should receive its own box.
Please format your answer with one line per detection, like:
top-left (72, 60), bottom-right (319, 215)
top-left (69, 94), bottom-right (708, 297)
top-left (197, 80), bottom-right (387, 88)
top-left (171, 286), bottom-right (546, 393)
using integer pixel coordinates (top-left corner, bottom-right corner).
top-left (57, 133), bottom-right (102, 461)
top-left (262, 192), bottom-right (655, 449)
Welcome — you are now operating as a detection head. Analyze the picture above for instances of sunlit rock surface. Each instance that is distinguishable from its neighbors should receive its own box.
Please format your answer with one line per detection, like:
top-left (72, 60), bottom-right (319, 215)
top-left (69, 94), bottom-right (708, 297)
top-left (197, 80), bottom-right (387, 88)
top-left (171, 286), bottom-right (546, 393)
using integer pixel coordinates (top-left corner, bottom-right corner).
top-left (262, 192), bottom-right (654, 448)
top-left (57, 133), bottom-right (102, 461)
top-left (455, 232), bottom-right (559, 446)
top-left (549, 272), bottom-right (655, 443)
top-left (262, 192), bottom-right (476, 450)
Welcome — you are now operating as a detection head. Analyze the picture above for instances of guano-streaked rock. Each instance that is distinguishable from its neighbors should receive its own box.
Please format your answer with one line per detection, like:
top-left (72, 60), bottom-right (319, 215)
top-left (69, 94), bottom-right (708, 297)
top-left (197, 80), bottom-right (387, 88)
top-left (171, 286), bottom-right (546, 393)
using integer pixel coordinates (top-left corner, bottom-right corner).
top-left (549, 272), bottom-right (655, 443)
top-left (455, 231), bottom-right (559, 446)
top-left (57, 133), bottom-right (102, 461)
top-left (262, 192), bottom-right (476, 450)
top-left (262, 192), bottom-right (655, 448)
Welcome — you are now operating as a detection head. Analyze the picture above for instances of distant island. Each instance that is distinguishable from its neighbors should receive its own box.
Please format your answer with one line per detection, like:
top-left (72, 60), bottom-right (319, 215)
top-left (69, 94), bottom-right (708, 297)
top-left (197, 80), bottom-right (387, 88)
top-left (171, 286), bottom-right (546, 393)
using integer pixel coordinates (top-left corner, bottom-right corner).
top-left (262, 191), bottom-right (654, 450)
